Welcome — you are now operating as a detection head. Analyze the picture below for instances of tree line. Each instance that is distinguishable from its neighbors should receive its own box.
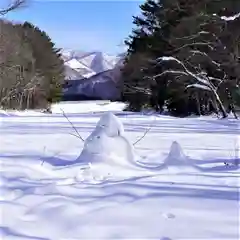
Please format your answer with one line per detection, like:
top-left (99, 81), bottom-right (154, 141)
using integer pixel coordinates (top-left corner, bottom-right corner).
top-left (121, 0), bottom-right (240, 118)
top-left (0, 0), bottom-right (64, 110)
top-left (1, 0), bottom-right (240, 118)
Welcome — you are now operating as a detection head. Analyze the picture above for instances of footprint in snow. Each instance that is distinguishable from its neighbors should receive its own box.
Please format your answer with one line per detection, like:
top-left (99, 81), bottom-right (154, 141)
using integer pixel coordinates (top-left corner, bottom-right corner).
top-left (162, 212), bottom-right (175, 219)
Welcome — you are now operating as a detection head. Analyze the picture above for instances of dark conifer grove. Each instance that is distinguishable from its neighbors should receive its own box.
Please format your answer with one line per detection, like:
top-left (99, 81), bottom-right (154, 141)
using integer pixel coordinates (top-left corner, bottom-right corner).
top-left (121, 0), bottom-right (240, 118)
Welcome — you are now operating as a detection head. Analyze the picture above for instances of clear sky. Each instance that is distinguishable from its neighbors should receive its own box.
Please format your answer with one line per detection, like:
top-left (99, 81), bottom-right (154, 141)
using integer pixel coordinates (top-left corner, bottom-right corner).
top-left (4, 0), bottom-right (144, 55)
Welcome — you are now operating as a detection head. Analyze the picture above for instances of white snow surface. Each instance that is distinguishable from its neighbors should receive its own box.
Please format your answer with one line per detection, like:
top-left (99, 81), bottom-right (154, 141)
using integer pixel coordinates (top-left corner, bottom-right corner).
top-left (51, 101), bottom-right (127, 114)
top-left (0, 101), bottom-right (239, 240)
top-left (64, 59), bottom-right (96, 79)
top-left (221, 12), bottom-right (240, 21)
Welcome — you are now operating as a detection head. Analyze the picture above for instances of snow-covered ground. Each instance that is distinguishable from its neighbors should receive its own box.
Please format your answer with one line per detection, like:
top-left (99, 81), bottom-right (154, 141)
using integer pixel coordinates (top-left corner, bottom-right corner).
top-left (0, 101), bottom-right (239, 240)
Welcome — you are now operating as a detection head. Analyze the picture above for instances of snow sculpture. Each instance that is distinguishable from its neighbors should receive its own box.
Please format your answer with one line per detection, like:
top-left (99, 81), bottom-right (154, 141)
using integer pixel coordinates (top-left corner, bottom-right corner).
top-left (96, 111), bottom-right (124, 137)
top-left (78, 114), bottom-right (191, 172)
top-left (78, 112), bottom-right (135, 166)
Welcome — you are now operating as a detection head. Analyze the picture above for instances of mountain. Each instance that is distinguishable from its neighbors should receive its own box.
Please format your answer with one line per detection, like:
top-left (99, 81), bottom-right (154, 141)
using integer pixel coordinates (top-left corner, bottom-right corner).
top-left (62, 50), bottom-right (123, 80)
top-left (61, 50), bottom-right (124, 100)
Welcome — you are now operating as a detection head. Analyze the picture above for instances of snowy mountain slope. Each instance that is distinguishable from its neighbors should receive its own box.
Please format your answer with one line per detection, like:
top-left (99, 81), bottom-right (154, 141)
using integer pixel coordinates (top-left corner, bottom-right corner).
top-left (77, 51), bottom-right (120, 74)
top-left (62, 50), bottom-right (123, 79)
top-left (1, 101), bottom-right (239, 240)
top-left (64, 58), bottom-right (95, 79)
top-left (62, 50), bottom-right (124, 100)
top-left (61, 49), bottom-right (86, 62)
top-left (64, 67), bottom-right (122, 100)
top-left (64, 65), bottom-right (84, 80)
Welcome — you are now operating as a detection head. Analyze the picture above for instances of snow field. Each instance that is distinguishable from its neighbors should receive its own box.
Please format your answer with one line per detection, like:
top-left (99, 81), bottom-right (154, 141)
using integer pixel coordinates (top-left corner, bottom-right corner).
top-left (0, 101), bottom-right (239, 239)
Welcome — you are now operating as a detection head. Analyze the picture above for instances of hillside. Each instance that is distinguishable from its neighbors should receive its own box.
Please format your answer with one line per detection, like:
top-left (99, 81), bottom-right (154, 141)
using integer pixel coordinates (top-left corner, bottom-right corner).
top-left (61, 50), bottom-right (124, 100)
top-left (62, 50), bottom-right (123, 80)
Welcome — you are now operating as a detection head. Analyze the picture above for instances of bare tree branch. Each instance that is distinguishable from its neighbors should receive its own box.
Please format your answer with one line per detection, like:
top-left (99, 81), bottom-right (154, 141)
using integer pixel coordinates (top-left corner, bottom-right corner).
top-left (124, 83), bottom-right (152, 95)
top-left (188, 50), bottom-right (221, 68)
top-left (155, 56), bottom-right (211, 86)
top-left (153, 70), bottom-right (189, 79)
top-left (175, 31), bottom-right (222, 45)
top-left (133, 125), bottom-right (152, 146)
top-left (0, 0), bottom-right (26, 16)
top-left (168, 42), bottom-right (215, 54)
top-left (154, 56), bottom-right (228, 118)
top-left (60, 108), bottom-right (85, 142)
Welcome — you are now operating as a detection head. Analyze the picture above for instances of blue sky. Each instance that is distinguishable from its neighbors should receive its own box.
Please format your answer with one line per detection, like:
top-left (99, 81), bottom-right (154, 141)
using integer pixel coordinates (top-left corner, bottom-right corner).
top-left (5, 0), bottom-right (144, 55)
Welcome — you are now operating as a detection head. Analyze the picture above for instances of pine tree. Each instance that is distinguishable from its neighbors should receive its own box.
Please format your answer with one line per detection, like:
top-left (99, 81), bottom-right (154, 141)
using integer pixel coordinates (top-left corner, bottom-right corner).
top-left (122, 0), bottom-right (240, 117)
top-left (155, 1), bottom-right (240, 117)
top-left (121, 0), bottom-right (168, 111)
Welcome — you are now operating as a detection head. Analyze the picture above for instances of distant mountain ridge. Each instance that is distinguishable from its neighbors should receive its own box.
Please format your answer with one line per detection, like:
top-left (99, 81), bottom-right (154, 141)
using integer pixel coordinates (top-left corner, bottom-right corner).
top-left (61, 50), bottom-right (125, 100)
top-left (61, 50), bottom-right (124, 80)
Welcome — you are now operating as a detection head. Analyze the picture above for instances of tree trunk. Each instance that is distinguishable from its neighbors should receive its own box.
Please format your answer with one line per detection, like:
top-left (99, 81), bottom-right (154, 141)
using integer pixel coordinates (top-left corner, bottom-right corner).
top-left (212, 89), bottom-right (228, 118)
top-left (27, 91), bottom-right (30, 109)
top-left (195, 92), bottom-right (201, 116)
top-left (231, 103), bottom-right (238, 119)
top-left (227, 90), bottom-right (238, 119)
top-left (20, 93), bottom-right (23, 110)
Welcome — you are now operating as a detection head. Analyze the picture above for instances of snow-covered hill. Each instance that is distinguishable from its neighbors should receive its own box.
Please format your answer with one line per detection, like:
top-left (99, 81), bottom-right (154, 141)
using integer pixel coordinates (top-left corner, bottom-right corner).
top-left (61, 50), bottom-right (124, 100)
top-left (62, 50), bottom-right (123, 80)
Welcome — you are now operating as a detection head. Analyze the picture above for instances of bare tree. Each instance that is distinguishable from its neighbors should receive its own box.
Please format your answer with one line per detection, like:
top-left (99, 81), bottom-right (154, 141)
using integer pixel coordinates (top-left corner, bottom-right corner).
top-left (0, 19), bottom-right (41, 110)
top-left (0, 0), bottom-right (26, 16)
top-left (152, 56), bottom-right (228, 118)
top-left (143, 13), bottom-right (240, 119)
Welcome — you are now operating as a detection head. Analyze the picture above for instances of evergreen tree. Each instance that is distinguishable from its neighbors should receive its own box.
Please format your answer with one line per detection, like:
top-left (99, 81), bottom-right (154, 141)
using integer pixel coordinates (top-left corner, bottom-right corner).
top-left (122, 0), bottom-right (240, 118)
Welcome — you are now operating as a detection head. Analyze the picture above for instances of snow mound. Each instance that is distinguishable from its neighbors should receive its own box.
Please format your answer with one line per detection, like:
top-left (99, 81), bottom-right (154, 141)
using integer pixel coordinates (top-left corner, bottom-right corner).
top-left (77, 113), bottom-right (195, 175)
top-left (78, 112), bottom-right (136, 169)
top-left (164, 141), bottom-right (188, 166)
top-left (159, 141), bottom-right (199, 172)
top-left (0, 109), bottom-right (9, 116)
top-left (136, 141), bottom-right (196, 172)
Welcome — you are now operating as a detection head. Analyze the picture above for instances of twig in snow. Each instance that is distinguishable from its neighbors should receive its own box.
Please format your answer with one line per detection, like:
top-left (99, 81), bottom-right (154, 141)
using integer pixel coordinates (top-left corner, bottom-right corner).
top-left (133, 126), bottom-right (152, 146)
top-left (133, 115), bottom-right (156, 146)
top-left (69, 132), bottom-right (84, 140)
top-left (60, 108), bottom-right (84, 142)
top-left (41, 146), bottom-right (46, 166)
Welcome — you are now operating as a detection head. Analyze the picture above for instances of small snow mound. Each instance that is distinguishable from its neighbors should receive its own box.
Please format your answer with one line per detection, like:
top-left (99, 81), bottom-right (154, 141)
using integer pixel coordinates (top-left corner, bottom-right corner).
top-left (0, 110), bottom-right (9, 117)
top-left (78, 112), bottom-right (136, 168)
top-left (136, 141), bottom-right (193, 171)
top-left (164, 141), bottom-right (188, 166)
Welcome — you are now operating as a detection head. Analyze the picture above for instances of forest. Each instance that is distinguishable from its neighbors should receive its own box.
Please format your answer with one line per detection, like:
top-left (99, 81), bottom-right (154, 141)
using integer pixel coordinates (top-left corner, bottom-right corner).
top-left (1, 0), bottom-right (240, 119)
top-left (0, 0), bottom-right (64, 110)
top-left (121, 0), bottom-right (240, 118)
